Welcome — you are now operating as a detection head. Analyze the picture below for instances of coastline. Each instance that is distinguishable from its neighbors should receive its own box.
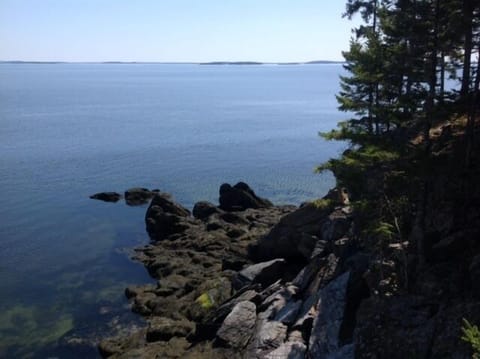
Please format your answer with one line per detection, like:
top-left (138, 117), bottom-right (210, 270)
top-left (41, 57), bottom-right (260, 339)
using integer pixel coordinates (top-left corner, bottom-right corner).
top-left (98, 141), bottom-right (480, 358)
top-left (98, 183), bottom-right (356, 358)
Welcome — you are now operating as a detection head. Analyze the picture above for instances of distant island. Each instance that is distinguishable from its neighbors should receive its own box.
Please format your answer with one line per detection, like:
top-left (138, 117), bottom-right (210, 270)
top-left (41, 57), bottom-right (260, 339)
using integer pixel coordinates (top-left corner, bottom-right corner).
top-left (200, 60), bottom-right (344, 65)
top-left (0, 60), bottom-right (344, 65)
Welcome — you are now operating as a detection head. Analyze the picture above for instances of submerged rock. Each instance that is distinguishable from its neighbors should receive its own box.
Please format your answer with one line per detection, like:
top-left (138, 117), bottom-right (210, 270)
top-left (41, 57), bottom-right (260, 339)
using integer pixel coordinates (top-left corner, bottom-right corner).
top-left (125, 187), bottom-right (158, 206)
top-left (89, 192), bottom-right (122, 202)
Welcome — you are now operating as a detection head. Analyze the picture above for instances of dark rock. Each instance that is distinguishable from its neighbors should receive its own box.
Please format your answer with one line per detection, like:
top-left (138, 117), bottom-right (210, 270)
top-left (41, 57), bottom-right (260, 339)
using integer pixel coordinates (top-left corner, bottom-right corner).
top-left (233, 259), bottom-right (286, 290)
top-left (193, 201), bottom-right (222, 220)
top-left (89, 192), bottom-right (121, 202)
top-left (215, 301), bottom-right (257, 349)
top-left (430, 232), bottom-right (466, 262)
top-left (255, 202), bottom-right (346, 261)
top-left (292, 255), bottom-right (325, 293)
top-left (219, 182), bottom-right (272, 211)
top-left (206, 221), bottom-right (224, 231)
top-left (145, 193), bottom-right (192, 241)
top-left (222, 256), bottom-right (249, 271)
top-left (321, 210), bottom-right (351, 242)
top-left (355, 296), bottom-right (436, 359)
top-left (333, 237), bottom-right (356, 259)
top-left (125, 187), bottom-right (156, 206)
top-left (304, 254), bottom-right (340, 297)
top-left (328, 344), bottom-right (354, 359)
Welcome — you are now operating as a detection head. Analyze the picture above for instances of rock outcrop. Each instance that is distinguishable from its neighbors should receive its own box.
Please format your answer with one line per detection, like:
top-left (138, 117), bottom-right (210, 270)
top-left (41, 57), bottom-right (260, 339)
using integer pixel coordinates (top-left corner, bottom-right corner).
top-left (219, 182), bottom-right (273, 211)
top-left (99, 180), bottom-right (480, 359)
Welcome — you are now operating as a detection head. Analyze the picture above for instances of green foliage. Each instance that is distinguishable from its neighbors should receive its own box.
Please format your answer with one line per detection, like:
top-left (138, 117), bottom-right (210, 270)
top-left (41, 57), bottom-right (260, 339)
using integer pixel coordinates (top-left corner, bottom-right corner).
top-left (370, 221), bottom-right (395, 240)
top-left (461, 319), bottom-right (480, 358)
top-left (316, 144), bottom-right (400, 200)
top-left (320, 0), bottom-right (480, 284)
top-left (311, 198), bottom-right (334, 210)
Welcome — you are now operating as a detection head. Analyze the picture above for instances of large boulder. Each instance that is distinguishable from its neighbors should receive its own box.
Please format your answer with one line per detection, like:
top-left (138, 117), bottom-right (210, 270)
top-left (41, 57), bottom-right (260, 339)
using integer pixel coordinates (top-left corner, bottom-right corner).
top-left (145, 193), bottom-right (192, 241)
top-left (255, 203), bottom-right (350, 260)
top-left (215, 301), bottom-right (257, 349)
top-left (219, 182), bottom-right (272, 211)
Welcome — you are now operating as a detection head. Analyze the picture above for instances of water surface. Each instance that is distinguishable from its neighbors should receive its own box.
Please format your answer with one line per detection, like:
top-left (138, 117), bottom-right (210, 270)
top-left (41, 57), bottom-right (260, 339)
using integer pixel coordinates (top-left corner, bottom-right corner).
top-left (0, 63), bottom-right (346, 357)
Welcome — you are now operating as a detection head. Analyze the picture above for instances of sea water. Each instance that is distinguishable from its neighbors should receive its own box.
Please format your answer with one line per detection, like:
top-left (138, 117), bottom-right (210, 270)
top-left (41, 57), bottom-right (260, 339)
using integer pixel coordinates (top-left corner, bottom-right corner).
top-left (0, 63), bottom-right (346, 357)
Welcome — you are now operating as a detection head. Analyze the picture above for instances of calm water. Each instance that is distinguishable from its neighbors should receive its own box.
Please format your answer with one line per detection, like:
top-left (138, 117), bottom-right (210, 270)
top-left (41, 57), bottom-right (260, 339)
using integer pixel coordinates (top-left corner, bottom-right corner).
top-left (0, 63), bottom-right (345, 357)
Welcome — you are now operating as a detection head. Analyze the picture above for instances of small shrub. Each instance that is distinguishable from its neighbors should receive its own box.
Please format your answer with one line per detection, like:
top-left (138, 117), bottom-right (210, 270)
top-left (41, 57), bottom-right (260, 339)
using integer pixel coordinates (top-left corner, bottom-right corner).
top-left (461, 318), bottom-right (480, 358)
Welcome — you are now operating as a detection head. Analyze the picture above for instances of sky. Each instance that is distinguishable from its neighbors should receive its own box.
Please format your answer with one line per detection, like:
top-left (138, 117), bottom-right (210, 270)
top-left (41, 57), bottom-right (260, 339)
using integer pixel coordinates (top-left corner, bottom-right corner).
top-left (0, 0), bottom-right (360, 63)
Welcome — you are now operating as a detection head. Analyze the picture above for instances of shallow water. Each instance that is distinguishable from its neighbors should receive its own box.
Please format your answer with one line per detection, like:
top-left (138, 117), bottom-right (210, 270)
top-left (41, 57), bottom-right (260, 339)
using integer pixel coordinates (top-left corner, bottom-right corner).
top-left (0, 63), bottom-right (346, 357)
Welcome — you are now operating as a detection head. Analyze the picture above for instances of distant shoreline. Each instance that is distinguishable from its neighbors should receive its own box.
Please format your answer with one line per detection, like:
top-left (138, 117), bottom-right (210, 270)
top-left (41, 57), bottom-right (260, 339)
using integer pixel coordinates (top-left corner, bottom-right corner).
top-left (0, 60), bottom-right (344, 65)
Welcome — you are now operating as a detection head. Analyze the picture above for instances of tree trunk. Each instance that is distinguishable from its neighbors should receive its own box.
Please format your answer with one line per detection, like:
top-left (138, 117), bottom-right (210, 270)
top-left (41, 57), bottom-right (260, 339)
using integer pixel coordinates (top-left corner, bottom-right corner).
top-left (461, 0), bottom-right (473, 100)
top-left (465, 45), bottom-right (480, 167)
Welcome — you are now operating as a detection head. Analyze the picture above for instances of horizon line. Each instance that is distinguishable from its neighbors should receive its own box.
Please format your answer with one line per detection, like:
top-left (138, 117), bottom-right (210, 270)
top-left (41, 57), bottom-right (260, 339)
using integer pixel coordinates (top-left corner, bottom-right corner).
top-left (0, 59), bottom-right (345, 65)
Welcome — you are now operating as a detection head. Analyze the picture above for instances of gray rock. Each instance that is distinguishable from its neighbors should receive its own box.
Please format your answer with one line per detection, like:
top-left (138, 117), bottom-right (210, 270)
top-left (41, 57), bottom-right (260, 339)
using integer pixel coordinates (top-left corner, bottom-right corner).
top-left (205, 289), bottom-right (261, 325)
top-left (308, 271), bottom-right (351, 358)
top-left (233, 259), bottom-right (286, 290)
top-left (274, 300), bottom-right (302, 325)
top-left (216, 301), bottom-right (257, 349)
top-left (248, 321), bottom-right (288, 358)
top-left (430, 232), bottom-right (465, 262)
top-left (264, 341), bottom-right (307, 359)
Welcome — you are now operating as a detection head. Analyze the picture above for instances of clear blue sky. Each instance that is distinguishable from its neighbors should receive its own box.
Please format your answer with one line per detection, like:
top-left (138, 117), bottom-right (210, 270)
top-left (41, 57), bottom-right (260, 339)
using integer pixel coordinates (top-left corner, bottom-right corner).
top-left (0, 0), bottom-right (359, 62)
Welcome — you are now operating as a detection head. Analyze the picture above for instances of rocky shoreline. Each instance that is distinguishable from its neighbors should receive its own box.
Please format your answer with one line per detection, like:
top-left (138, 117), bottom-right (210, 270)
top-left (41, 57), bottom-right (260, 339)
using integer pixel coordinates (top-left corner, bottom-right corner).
top-left (97, 181), bottom-right (479, 358)
top-left (96, 183), bottom-right (356, 358)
